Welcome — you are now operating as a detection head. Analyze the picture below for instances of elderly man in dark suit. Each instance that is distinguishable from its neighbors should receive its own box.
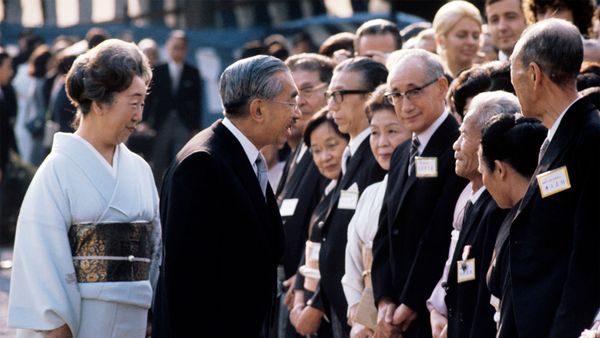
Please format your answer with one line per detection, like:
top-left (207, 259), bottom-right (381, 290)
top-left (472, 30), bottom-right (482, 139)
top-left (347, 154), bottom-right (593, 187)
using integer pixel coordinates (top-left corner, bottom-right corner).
top-left (152, 55), bottom-right (301, 338)
top-left (143, 30), bottom-right (202, 184)
top-left (371, 49), bottom-right (468, 338)
top-left (499, 18), bottom-right (600, 338)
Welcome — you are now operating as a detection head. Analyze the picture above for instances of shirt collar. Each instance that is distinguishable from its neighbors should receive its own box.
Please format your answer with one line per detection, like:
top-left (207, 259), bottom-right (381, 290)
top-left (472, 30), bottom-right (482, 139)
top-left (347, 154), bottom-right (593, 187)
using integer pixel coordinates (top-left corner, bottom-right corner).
top-left (222, 117), bottom-right (260, 172)
top-left (546, 96), bottom-right (581, 143)
top-left (413, 110), bottom-right (449, 154)
top-left (348, 128), bottom-right (371, 156)
top-left (469, 185), bottom-right (486, 204)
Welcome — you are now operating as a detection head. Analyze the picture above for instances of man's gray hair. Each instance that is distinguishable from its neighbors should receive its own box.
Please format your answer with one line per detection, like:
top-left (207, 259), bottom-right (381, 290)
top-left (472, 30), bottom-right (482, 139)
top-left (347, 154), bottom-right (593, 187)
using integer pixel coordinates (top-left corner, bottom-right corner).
top-left (469, 90), bottom-right (521, 130)
top-left (515, 18), bottom-right (583, 85)
top-left (389, 49), bottom-right (445, 82)
top-left (219, 55), bottom-right (289, 116)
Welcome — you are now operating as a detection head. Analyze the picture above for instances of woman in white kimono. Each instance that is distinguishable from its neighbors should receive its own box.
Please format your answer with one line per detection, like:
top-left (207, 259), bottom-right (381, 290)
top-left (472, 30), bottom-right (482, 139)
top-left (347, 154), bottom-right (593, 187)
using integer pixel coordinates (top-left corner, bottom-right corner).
top-left (8, 39), bottom-right (161, 338)
top-left (341, 85), bottom-right (410, 338)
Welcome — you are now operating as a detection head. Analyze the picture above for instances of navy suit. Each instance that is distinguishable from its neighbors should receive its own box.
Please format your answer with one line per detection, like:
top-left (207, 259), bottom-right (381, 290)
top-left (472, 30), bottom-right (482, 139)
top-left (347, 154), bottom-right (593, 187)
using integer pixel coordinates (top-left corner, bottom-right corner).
top-left (444, 190), bottom-right (508, 338)
top-left (372, 115), bottom-right (468, 338)
top-left (153, 120), bottom-right (285, 338)
top-left (500, 97), bottom-right (600, 338)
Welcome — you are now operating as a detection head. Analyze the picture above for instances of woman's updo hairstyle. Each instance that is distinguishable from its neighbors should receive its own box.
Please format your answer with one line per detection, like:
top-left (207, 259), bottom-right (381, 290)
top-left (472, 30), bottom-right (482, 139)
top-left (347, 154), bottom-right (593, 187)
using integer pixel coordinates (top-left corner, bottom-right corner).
top-left (66, 38), bottom-right (152, 116)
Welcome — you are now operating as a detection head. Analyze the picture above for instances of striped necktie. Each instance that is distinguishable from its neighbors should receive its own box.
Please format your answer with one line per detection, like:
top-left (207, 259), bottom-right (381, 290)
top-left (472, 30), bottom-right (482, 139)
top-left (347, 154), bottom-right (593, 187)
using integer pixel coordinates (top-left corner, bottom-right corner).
top-left (409, 136), bottom-right (421, 176)
top-left (255, 154), bottom-right (268, 198)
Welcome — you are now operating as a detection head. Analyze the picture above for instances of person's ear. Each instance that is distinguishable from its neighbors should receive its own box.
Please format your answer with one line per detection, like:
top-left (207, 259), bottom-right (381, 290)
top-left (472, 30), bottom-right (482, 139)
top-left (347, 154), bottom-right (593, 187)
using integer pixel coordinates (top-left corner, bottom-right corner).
top-left (248, 98), bottom-right (264, 122)
top-left (92, 101), bottom-right (105, 115)
top-left (530, 62), bottom-right (543, 88)
top-left (494, 160), bottom-right (507, 180)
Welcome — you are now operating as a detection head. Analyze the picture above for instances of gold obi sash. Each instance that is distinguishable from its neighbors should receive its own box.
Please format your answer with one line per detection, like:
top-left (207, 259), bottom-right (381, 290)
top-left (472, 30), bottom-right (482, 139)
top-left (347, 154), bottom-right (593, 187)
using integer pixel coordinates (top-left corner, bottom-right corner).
top-left (68, 222), bottom-right (153, 283)
top-left (350, 243), bottom-right (377, 330)
top-left (299, 240), bottom-right (321, 292)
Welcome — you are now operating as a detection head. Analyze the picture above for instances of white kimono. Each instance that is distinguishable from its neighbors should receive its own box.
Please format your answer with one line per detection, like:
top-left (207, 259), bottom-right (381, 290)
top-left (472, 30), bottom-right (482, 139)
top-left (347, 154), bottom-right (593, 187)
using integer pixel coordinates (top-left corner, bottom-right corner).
top-left (8, 133), bottom-right (161, 338)
top-left (342, 175), bottom-right (387, 309)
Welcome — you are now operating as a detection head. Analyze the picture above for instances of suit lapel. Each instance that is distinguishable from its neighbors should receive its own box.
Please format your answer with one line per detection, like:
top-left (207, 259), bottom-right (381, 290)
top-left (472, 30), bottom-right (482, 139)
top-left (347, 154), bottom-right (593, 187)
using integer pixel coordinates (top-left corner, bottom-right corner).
top-left (513, 98), bottom-right (594, 222)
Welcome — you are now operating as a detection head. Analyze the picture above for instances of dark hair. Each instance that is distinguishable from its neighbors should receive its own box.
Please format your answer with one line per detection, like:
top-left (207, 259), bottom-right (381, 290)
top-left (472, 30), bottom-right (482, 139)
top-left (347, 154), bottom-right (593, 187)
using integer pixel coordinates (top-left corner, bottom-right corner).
top-left (285, 53), bottom-right (336, 84)
top-left (27, 45), bottom-right (52, 78)
top-left (65, 39), bottom-right (152, 116)
top-left (56, 52), bottom-right (77, 75)
top-left (400, 21), bottom-right (432, 42)
top-left (448, 60), bottom-right (514, 118)
top-left (366, 84), bottom-right (395, 122)
top-left (304, 108), bottom-right (349, 147)
top-left (523, 0), bottom-right (595, 37)
top-left (355, 18), bottom-right (403, 53)
top-left (517, 19), bottom-right (582, 86)
top-left (577, 61), bottom-right (600, 90)
top-left (481, 114), bottom-right (547, 178)
top-left (579, 86), bottom-right (600, 109)
top-left (334, 57), bottom-right (388, 92)
top-left (485, 0), bottom-right (522, 6)
top-left (319, 32), bottom-right (356, 58)
top-left (0, 48), bottom-right (11, 68)
top-left (85, 27), bottom-right (110, 49)
top-left (240, 39), bottom-right (267, 59)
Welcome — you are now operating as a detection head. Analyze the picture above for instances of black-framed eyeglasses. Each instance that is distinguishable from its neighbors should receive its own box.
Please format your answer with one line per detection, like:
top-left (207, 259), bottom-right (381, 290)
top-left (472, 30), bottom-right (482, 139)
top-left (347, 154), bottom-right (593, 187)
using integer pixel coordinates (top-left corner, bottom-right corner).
top-left (324, 89), bottom-right (371, 104)
top-left (384, 78), bottom-right (439, 104)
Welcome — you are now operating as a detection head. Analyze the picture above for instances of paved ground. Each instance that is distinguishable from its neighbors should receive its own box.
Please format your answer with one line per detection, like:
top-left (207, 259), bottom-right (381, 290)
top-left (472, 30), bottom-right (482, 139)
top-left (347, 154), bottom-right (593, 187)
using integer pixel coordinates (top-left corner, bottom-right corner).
top-left (0, 246), bottom-right (15, 337)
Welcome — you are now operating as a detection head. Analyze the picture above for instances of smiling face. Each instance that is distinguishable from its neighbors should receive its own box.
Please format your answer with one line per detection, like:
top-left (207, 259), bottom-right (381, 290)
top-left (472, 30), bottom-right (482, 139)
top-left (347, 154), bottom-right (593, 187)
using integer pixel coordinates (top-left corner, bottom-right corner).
top-left (387, 57), bottom-right (447, 134)
top-left (309, 122), bottom-right (347, 180)
top-left (327, 70), bottom-right (370, 138)
top-left (486, 0), bottom-right (528, 55)
top-left (261, 71), bottom-right (301, 146)
top-left (94, 75), bottom-right (147, 147)
top-left (440, 17), bottom-right (482, 72)
top-left (292, 69), bottom-right (327, 138)
top-left (453, 109), bottom-right (481, 181)
top-left (369, 108), bottom-right (410, 170)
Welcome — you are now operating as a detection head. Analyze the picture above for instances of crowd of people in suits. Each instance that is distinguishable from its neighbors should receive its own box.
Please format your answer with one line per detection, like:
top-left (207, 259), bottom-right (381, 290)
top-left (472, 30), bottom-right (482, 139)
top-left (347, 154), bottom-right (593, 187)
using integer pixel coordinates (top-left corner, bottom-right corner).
top-left (2, 0), bottom-right (600, 337)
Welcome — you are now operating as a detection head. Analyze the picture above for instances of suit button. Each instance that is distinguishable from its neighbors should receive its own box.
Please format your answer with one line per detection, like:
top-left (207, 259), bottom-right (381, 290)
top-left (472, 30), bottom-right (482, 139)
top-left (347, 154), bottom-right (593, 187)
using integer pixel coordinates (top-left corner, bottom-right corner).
top-left (392, 229), bottom-right (399, 236)
top-left (318, 221), bottom-right (325, 228)
top-left (323, 237), bottom-right (327, 242)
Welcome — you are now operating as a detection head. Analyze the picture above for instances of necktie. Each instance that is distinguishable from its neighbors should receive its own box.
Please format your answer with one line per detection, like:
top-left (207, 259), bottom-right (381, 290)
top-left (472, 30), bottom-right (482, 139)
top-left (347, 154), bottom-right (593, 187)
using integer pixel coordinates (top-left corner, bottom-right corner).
top-left (408, 136), bottom-right (421, 176)
top-left (255, 154), bottom-right (269, 198)
top-left (538, 139), bottom-right (550, 164)
top-left (463, 200), bottom-right (474, 224)
top-left (341, 146), bottom-right (352, 175)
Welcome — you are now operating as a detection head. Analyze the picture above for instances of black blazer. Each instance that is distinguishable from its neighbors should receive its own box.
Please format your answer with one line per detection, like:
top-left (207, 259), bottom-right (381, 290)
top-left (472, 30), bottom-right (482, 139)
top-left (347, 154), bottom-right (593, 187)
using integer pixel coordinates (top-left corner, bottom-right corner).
top-left (313, 136), bottom-right (386, 330)
top-left (372, 114), bottom-right (467, 338)
top-left (0, 85), bottom-right (17, 175)
top-left (152, 120), bottom-right (285, 338)
top-left (277, 146), bottom-right (328, 278)
top-left (444, 190), bottom-right (508, 338)
top-left (144, 62), bottom-right (202, 132)
top-left (500, 97), bottom-right (600, 338)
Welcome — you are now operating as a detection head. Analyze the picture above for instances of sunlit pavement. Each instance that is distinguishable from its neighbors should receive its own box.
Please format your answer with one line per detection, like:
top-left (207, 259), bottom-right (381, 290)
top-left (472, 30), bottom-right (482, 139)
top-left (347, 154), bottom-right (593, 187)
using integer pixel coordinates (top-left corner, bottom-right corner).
top-left (0, 246), bottom-right (15, 337)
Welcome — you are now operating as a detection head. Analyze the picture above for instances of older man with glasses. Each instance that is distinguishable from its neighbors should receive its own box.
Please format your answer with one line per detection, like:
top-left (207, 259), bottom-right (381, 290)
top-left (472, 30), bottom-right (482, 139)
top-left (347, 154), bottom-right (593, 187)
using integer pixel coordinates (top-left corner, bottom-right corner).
top-left (371, 49), bottom-right (468, 338)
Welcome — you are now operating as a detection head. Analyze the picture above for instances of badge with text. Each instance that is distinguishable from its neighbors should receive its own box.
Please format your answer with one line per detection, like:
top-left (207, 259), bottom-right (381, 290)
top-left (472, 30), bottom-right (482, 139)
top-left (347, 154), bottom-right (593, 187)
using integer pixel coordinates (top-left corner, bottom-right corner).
top-left (536, 166), bottom-right (571, 198)
top-left (457, 258), bottom-right (476, 283)
top-left (415, 157), bottom-right (438, 177)
top-left (338, 182), bottom-right (359, 210)
top-left (279, 198), bottom-right (299, 217)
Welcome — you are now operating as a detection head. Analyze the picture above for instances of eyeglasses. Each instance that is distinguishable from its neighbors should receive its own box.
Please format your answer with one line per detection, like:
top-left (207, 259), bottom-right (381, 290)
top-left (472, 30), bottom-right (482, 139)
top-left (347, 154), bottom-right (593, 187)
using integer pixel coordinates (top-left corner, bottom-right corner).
top-left (324, 89), bottom-right (371, 104)
top-left (384, 78), bottom-right (439, 104)
top-left (269, 99), bottom-right (299, 111)
top-left (299, 83), bottom-right (328, 96)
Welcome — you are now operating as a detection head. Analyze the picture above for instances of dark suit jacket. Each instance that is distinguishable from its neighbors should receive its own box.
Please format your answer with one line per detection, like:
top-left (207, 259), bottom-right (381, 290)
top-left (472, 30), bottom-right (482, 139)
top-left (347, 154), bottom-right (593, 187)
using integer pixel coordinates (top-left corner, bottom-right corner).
top-left (0, 85), bottom-right (17, 175)
top-left (277, 146), bottom-right (328, 278)
top-left (372, 114), bottom-right (467, 338)
top-left (445, 190), bottom-right (508, 338)
top-left (500, 97), bottom-right (600, 338)
top-left (144, 62), bottom-right (202, 132)
top-left (313, 137), bottom-right (386, 329)
top-left (152, 120), bottom-right (285, 338)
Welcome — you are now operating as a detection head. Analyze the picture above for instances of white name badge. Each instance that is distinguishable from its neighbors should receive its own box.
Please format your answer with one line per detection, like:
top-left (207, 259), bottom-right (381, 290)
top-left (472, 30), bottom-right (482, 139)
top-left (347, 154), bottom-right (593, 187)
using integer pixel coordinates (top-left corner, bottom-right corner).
top-left (457, 258), bottom-right (476, 283)
top-left (536, 166), bottom-right (571, 198)
top-left (415, 157), bottom-right (438, 177)
top-left (279, 198), bottom-right (299, 217)
top-left (338, 182), bottom-right (359, 210)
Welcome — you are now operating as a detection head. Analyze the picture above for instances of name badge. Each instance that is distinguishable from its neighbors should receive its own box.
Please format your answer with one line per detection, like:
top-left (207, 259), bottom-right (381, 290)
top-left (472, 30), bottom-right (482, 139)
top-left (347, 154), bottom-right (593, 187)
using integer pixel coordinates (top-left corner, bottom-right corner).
top-left (415, 157), bottom-right (438, 177)
top-left (280, 198), bottom-right (299, 217)
top-left (457, 258), bottom-right (476, 283)
top-left (536, 166), bottom-right (571, 198)
top-left (338, 182), bottom-right (359, 210)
